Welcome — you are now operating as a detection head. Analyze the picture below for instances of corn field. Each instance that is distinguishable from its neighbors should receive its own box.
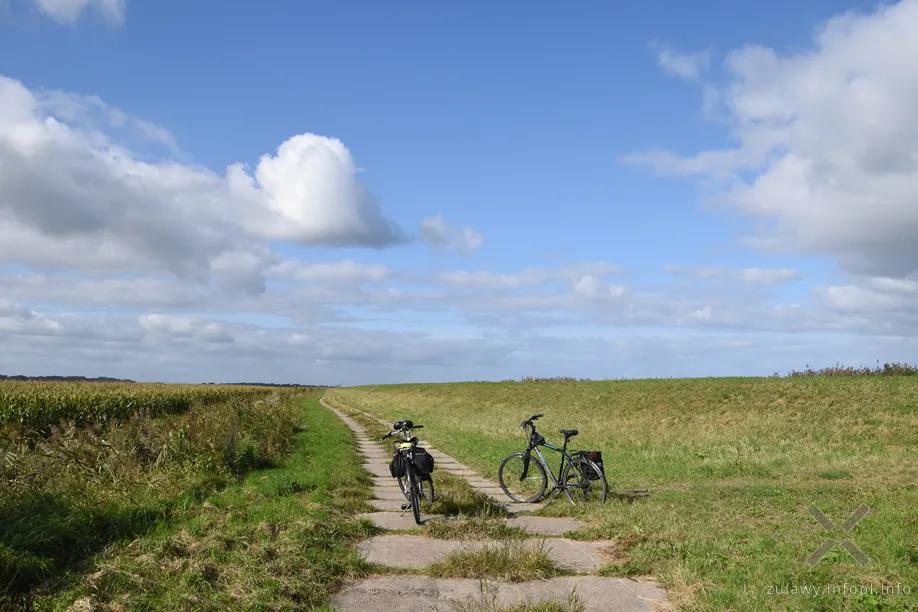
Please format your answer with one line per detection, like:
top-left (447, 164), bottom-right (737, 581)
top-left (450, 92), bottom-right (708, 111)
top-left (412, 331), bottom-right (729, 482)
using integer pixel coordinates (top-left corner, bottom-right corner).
top-left (0, 381), bottom-right (277, 431)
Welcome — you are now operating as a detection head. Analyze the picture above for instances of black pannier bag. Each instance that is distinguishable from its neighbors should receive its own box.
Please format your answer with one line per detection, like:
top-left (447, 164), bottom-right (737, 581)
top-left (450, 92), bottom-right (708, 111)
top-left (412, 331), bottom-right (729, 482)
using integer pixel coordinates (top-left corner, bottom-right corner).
top-left (412, 447), bottom-right (435, 475)
top-left (577, 450), bottom-right (604, 479)
top-left (389, 451), bottom-right (406, 478)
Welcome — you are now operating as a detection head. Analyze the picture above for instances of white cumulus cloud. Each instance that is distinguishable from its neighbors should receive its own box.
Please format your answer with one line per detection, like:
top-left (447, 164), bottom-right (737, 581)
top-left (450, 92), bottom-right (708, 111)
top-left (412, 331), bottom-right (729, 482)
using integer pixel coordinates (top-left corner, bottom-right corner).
top-left (419, 213), bottom-right (484, 254)
top-left (32, 0), bottom-right (125, 25)
top-left (0, 75), bottom-right (406, 289)
top-left (651, 42), bottom-right (711, 80)
top-left (630, 0), bottom-right (918, 279)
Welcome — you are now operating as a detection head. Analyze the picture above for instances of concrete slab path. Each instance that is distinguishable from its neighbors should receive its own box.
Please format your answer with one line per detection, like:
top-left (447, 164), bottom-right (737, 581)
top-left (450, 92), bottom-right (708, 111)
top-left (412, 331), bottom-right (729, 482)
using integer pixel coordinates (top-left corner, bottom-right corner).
top-left (319, 393), bottom-right (671, 612)
top-left (332, 575), bottom-right (670, 612)
top-left (358, 534), bottom-right (616, 572)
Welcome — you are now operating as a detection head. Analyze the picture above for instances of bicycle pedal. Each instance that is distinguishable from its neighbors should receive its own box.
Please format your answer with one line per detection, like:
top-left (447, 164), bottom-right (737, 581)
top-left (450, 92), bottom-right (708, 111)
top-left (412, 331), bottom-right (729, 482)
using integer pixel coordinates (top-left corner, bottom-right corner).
top-left (401, 503), bottom-right (411, 511)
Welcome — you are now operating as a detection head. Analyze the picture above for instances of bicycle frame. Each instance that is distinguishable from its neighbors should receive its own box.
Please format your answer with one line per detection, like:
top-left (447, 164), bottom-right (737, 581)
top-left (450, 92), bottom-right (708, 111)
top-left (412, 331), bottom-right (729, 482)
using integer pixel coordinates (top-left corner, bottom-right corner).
top-left (524, 429), bottom-right (583, 506)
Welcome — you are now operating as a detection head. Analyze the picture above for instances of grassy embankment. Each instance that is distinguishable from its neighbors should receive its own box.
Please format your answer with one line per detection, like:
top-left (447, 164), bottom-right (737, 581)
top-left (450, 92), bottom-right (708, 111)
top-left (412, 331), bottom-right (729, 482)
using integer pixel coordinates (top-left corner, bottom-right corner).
top-left (333, 374), bottom-right (918, 611)
top-left (1, 383), bottom-right (374, 610)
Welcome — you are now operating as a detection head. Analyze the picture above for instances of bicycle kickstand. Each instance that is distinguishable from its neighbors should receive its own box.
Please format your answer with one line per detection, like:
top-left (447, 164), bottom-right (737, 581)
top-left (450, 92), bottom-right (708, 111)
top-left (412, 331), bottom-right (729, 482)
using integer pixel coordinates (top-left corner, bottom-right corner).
top-left (542, 484), bottom-right (576, 509)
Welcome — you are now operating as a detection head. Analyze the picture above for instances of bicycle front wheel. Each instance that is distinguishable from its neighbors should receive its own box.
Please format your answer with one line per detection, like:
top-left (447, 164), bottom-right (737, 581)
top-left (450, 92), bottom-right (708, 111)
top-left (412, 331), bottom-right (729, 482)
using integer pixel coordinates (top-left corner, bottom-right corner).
top-left (562, 459), bottom-right (608, 504)
top-left (498, 452), bottom-right (547, 503)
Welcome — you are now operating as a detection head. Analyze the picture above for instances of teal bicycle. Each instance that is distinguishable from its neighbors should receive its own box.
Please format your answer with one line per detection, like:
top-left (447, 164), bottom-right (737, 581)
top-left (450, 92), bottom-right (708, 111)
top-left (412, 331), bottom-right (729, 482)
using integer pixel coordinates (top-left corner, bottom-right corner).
top-left (498, 413), bottom-right (608, 505)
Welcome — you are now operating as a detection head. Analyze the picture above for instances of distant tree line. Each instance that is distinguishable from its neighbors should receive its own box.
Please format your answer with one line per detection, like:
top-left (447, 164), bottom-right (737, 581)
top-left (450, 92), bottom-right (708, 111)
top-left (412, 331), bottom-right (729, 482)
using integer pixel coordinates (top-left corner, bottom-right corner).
top-left (0, 374), bottom-right (137, 383)
top-left (785, 362), bottom-right (918, 377)
top-left (201, 382), bottom-right (338, 388)
top-left (0, 375), bottom-right (338, 387)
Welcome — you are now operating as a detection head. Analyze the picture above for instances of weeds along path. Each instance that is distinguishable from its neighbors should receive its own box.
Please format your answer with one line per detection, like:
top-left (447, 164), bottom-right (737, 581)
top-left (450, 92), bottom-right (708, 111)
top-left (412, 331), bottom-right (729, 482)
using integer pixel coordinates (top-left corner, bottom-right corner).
top-left (320, 391), bottom-right (671, 612)
top-left (24, 392), bottom-right (375, 611)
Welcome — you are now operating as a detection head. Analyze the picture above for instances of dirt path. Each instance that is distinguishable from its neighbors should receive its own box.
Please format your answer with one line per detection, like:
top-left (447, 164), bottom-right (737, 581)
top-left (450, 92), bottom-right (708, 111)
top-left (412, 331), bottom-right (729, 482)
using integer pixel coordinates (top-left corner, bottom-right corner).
top-left (320, 393), bottom-right (671, 612)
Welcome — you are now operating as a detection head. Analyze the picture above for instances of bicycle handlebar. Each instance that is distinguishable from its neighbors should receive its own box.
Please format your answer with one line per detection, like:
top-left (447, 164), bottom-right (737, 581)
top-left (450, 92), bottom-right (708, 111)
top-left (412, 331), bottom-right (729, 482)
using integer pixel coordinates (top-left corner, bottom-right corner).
top-left (381, 424), bottom-right (424, 440)
top-left (519, 414), bottom-right (543, 428)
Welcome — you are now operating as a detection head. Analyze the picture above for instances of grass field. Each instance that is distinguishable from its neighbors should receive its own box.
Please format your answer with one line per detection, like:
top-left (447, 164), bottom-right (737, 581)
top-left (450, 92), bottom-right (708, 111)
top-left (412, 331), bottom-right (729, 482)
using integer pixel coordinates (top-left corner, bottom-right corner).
top-left (1, 382), bottom-right (375, 610)
top-left (0, 381), bottom-right (276, 432)
top-left (332, 376), bottom-right (918, 611)
top-left (30, 394), bottom-right (375, 611)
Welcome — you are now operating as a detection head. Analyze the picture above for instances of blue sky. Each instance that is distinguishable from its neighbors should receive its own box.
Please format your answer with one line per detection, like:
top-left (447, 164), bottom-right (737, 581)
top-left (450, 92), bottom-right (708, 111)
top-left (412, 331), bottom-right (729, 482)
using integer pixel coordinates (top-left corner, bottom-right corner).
top-left (1, 0), bottom-right (917, 384)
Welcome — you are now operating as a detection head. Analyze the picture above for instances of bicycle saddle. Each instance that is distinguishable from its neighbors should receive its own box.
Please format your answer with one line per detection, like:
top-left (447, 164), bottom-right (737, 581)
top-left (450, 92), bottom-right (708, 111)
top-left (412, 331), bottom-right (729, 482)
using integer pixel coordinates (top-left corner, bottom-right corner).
top-left (560, 429), bottom-right (579, 438)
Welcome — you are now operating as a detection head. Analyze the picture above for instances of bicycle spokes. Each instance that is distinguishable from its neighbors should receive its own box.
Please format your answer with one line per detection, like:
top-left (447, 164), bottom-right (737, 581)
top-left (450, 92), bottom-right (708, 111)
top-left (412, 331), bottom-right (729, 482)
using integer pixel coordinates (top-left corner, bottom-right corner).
top-left (502, 455), bottom-right (545, 498)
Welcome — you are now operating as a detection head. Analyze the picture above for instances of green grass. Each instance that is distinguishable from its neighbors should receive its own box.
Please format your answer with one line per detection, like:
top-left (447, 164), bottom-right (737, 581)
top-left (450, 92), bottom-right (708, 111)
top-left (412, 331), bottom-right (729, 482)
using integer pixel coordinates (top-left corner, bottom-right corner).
top-left (29, 395), bottom-right (376, 611)
top-left (331, 378), bottom-right (918, 611)
top-left (1, 389), bottom-right (309, 608)
top-left (425, 471), bottom-right (509, 518)
top-left (428, 539), bottom-right (559, 582)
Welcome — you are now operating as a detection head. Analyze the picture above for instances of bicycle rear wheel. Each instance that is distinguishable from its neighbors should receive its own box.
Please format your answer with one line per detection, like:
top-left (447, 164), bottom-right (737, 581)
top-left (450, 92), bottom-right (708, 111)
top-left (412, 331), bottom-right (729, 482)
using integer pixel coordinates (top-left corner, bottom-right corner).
top-left (561, 459), bottom-right (608, 503)
top-left (406, 469), bottom-right (422, 524)
top-left (498, 452), bottom-right (547, 503)
top-left (398, 473), bottom-right (434, 503)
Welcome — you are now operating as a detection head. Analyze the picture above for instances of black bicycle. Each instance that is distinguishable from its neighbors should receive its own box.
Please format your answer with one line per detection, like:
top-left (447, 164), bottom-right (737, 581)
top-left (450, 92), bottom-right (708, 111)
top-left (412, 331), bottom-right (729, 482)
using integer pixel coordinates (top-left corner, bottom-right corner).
top-left (381, 420), bottom-right (435, 524)
top-left (498, 414), bottom-right (608, 505)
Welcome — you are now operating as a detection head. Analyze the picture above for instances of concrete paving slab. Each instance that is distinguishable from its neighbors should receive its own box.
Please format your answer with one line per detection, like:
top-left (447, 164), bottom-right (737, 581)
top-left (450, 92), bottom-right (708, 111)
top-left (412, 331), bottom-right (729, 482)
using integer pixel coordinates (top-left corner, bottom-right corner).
top-left (369, 499), bottom-right (409, 512)
top-left (373, 489), bottom-right (410, 501)
top-left (442, 469), bottom-right (477, 478)
top-left (362, 464), bottom-right (392, 477)
top-left (505, 516), bottom-right (584, 536)
top-left (358, 534), bottom-right (472, 567)
top-left (357, 535), bottom-right (615, 572)
top-left (358, 512), bottom-right (438, 530)
top-left (466, 479), bottom-right (500, 488)
top-left (471, 487), bottom-right (508, 498)
top-left (502, 502), bottom-right (547, 514)
top-left (332, 575), bottom-right (669, 612)
top-left (541, 539), bottom-right (616, 571)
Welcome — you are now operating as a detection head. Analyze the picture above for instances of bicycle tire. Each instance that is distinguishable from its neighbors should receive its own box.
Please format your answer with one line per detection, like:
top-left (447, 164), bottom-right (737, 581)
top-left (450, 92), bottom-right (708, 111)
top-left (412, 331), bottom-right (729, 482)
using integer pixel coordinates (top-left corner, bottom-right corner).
top-left (398, 473), bottom-right (434, 503)
top-left (406, 468), bottom-right (422, 524)
top-left (498, 452), bottom-right (547, 503)
top-left (561, 458), bottom-right (608, 504)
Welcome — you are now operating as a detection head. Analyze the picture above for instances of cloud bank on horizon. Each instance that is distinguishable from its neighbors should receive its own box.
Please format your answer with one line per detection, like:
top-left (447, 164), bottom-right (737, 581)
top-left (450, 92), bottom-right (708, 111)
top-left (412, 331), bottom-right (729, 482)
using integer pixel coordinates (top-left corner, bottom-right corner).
top-left (1, 0), bottom-right (917, 384)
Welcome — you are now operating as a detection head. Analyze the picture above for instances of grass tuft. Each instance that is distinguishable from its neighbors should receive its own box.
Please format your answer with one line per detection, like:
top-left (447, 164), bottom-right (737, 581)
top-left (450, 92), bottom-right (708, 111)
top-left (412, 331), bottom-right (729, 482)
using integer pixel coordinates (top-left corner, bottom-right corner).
top-left (423, 514), bottom-right (526, 541)
top-left (428, 539), bottom-right (558, 582)
top-left (427, 471), bottom-right (509, 518)
top-left (442, 580), bottom-right (587, 612)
